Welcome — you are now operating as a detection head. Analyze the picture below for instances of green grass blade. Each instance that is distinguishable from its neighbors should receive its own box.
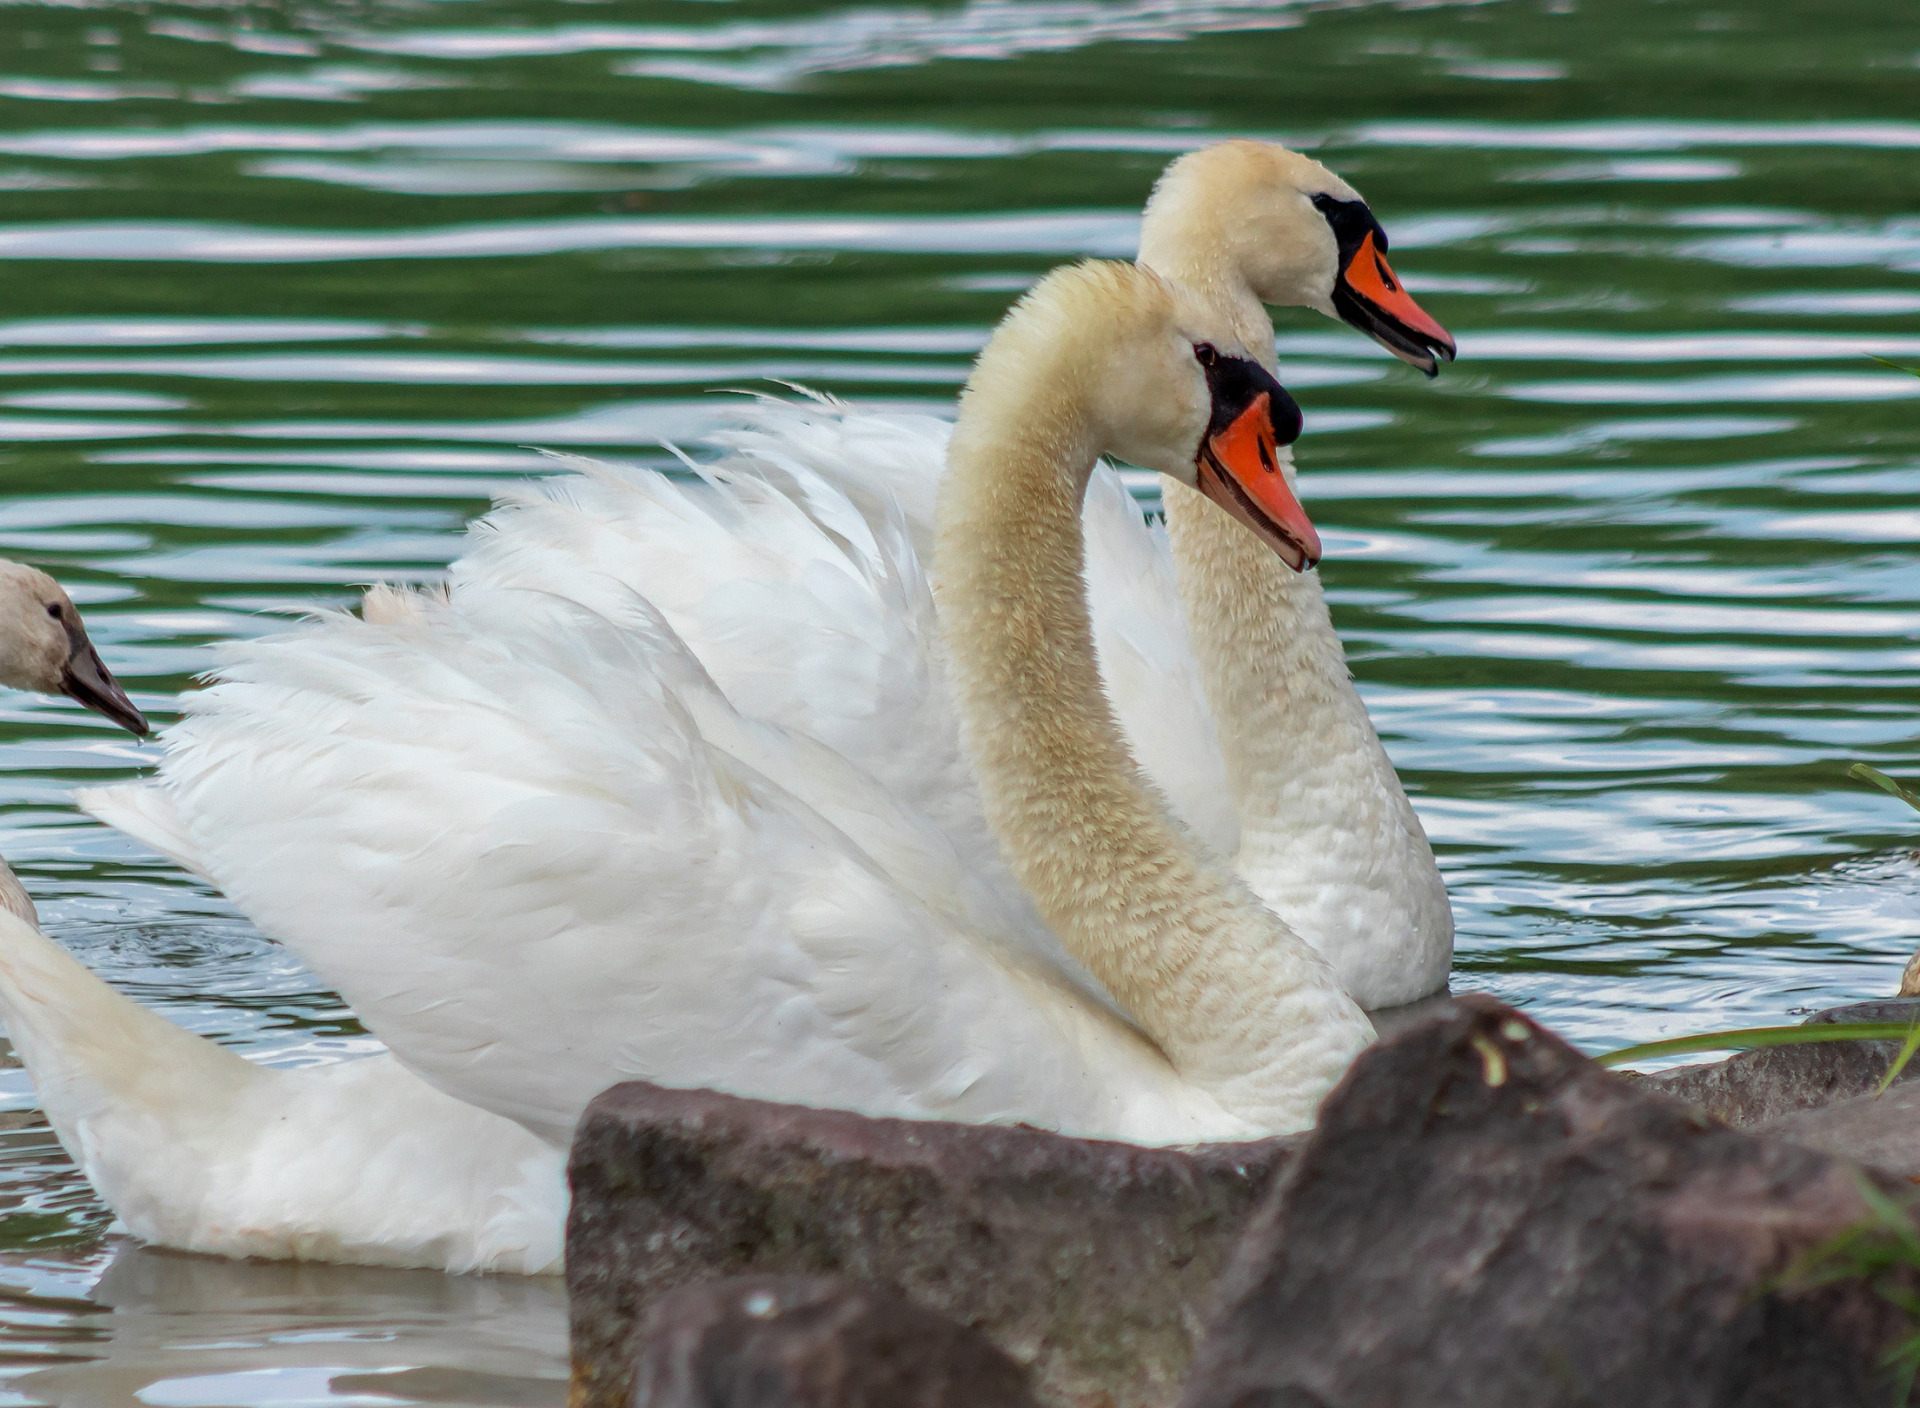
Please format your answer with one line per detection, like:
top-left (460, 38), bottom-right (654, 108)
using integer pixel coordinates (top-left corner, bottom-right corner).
top-left (1878, 1012), bottom-right (1920, 1097)
top-left (1849, 763), bottom-right (1920, 814)
top-left (1869, 355), bottom-right (1920, 378)
top-left (1597, 1022), bottom-right (1918, 1068)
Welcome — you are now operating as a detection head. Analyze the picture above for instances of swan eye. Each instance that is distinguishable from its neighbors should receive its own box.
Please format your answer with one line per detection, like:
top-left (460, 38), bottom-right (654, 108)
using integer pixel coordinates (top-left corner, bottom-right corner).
top-left (1193, 343), bottom-right (1219, 368)
top-left (44, 603), bottom-right (59, 619)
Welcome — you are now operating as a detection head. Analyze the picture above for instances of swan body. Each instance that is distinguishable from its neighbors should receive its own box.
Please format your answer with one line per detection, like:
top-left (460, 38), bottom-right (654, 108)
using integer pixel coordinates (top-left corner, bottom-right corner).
top-left (89, 261), bottom-right (1370, 1154)
top-left (91, 468), bottom-right (1262, 1148)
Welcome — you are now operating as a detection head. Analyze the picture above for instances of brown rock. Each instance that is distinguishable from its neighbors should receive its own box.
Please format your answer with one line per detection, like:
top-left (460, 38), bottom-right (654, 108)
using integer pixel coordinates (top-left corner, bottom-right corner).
top-left (1761, 1081), bottom-right (1920, 1180)
top-left (1180, 994), bottom-right (1910, 1408)
top-left (627, 1275), bottom-right (1039, 1408)
top-left (1645, 998), bottom-right (1920, 1128)
top-left (565, 1084), bottom-right (1297, 1408)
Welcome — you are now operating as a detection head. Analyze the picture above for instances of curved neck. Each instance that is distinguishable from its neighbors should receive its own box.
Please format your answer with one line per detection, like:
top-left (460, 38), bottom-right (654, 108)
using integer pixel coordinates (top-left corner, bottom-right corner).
top-left (1162, 477), bottom-right (1391, 830)
top-left (1134, 234), bottom-right (1412, 864)
top-left (934, 344), bottom-right (1368, 1128)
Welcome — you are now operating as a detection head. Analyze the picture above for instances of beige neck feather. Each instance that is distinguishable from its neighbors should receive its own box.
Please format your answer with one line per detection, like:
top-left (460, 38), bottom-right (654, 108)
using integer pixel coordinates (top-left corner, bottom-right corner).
top-left (1137, 176), bottom-right (1374, 842)
top-left (1139, 186), bottom-right (1342, 800)
top-left (934, 271), bottom-right (1370, 1128)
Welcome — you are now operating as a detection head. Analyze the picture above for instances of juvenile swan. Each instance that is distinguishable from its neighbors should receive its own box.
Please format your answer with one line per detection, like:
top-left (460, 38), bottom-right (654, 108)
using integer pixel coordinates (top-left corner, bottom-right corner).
top-left (0, 559), bottom-right (150, 737)
top-left (0, 564), bottom-right (562, 1273)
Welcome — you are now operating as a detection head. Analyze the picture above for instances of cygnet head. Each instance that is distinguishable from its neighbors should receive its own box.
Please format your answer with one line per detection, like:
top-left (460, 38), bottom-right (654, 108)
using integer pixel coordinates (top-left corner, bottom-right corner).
top-left (1139, 139), bottom-right (1457, 376)
top-left (955, 260), bottom-right (1320, 569)
top-left (0, 561), bottom-right (149, 736)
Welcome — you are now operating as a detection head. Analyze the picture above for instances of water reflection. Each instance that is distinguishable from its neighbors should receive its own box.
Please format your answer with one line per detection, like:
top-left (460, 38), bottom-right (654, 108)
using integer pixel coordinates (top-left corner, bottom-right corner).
top-left (8, 1246), bottom-right (565, 1408)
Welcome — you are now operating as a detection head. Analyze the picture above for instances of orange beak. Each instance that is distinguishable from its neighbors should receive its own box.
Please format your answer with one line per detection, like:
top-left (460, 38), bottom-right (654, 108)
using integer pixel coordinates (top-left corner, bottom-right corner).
top-left (1345, 232), bottom-right (1453, 352)
top-left (1333, 230), bottom-right (1457, 377)
top-left (1196, 392), bottom-right (1321, 572)
top-left (1311, 191), bottom-right (1457, 377)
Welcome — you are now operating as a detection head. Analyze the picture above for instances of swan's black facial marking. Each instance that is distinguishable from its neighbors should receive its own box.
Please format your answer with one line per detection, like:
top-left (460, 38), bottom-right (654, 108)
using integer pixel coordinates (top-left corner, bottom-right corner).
top-left (1189, 346), bottom-right (1319, 570)
top-left (1311, 191), bottom-right (1390, 263)
top-left (1194, 346), bottom-right (1302, 446)
top-left (1309, 191), bottom-right (1457, 377)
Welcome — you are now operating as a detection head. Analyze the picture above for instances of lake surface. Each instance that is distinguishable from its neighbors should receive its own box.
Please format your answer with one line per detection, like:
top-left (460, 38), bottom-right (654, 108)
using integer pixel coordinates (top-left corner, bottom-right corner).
top-left (0, 0), bottom-right (1915, 1399)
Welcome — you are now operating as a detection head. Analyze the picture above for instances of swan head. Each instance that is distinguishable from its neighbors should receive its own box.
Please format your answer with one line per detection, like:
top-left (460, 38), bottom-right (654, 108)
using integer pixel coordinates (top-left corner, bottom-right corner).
top-left (1139, 139), bottom-right (1457, 377)
top-left (955, 260), bottom-right (1320, 570)
top-left (0, 561), bottom-right (149, 736)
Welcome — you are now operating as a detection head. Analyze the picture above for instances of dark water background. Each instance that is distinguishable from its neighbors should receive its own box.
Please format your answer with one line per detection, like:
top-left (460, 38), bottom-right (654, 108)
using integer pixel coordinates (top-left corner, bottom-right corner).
top-left (0, 0), bottom-right (1914, 1400)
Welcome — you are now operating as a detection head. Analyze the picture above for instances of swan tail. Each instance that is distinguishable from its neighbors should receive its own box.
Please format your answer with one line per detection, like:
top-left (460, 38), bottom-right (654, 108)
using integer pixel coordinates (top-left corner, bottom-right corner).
top-left (76, 782), bottom-right (211, 880)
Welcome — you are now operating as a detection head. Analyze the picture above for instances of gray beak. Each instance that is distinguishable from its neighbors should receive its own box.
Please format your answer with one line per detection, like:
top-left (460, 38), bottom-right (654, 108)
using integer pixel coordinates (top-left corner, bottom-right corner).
top-left (59, 617), bottom-right (149, 737)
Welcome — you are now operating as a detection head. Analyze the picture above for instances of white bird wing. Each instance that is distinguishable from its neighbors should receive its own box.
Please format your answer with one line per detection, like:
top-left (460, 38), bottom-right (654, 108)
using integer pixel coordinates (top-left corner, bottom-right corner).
top-left (708, 397), bottom-right (1237, 854)
top-left (451, 447), bottom-right (1014, 895)
top-left (105, 455), bottom-right (1240, 1148)
top-left (94, 400), bottom-right (1233, 909)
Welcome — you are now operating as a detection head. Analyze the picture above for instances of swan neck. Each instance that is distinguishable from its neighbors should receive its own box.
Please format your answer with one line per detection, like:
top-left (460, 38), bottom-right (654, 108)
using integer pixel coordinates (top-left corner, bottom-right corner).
top-left (935, 334), bottom-right (1370, 1127)
top-left (1164, 478), bottom-right (1375, 814)
top-left (938, 380), bottom-right (1185, 1030)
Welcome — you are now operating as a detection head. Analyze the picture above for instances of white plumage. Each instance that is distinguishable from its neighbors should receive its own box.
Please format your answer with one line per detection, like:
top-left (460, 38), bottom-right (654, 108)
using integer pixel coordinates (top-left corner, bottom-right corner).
top-left (91, 419), bottom-right (1264, 1150)
top-left (0, 883), bottom-right (563, 1273)
top-left (16, 139), bottom-right (1462, 1273)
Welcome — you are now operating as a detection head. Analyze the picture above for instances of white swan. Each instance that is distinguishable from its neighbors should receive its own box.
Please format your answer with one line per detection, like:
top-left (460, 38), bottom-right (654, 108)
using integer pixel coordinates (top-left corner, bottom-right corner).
top-left (82, 262), bottom-right (1370, 1158)
top-left (98, 145), bottom-right (1455, 1022)
top-left (0, 562), bottom-right (565, 1273)
top-left (1140, 140), bottom-right (1458, 1008)
top-left (651, 141), bottom-right (1459, 1009)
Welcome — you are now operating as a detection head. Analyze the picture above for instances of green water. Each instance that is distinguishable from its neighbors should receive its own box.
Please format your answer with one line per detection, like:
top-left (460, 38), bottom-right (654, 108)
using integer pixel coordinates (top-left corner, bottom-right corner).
top-left (0, 0), bottom-right (1915, 1399)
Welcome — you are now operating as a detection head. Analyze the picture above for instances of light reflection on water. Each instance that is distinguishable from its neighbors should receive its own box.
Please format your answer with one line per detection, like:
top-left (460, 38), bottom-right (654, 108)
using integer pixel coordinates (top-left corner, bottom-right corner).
top-left (2, 1246), bottom-right (567, 1408)
top-left (0, 0), bottom-right (1914, 1397)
